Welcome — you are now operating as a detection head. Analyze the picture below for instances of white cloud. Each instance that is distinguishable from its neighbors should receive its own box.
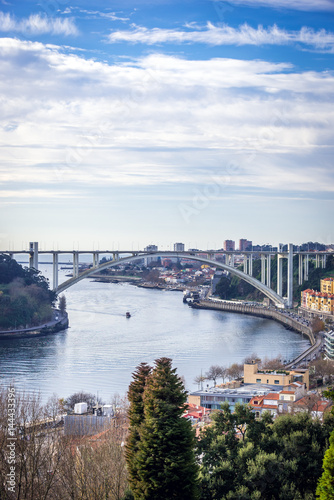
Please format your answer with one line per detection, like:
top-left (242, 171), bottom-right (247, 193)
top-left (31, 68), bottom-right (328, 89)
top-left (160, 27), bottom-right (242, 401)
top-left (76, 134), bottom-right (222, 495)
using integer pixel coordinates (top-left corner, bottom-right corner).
top-left (107, 22), bottom-right (334, 52)
top-left (0, 189), bottom-right (80, 199)
top-left (217, 0), bottom-right (334, 11)
top-left (0, 11), bottom-right (78, 36)
top-left (77, 8), bottom-right (129, 22)
top-left (0, 38), bottom-right (333, 203)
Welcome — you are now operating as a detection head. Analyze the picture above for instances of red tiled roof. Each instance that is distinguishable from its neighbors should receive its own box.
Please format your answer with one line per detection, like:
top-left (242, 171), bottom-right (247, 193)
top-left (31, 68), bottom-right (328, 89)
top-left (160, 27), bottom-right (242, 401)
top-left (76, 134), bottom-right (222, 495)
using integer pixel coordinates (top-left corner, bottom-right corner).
top-left (264, 393), bottom-right (280, 400)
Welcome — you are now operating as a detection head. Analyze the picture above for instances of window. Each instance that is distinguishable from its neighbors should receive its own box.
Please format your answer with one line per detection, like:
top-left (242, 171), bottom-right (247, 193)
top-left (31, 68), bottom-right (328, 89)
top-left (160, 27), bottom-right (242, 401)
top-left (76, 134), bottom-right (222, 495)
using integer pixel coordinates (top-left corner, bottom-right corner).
top-left (256, 378), bottom-right (261, 383)
top-left (274, 380), bottom-right (280, 384)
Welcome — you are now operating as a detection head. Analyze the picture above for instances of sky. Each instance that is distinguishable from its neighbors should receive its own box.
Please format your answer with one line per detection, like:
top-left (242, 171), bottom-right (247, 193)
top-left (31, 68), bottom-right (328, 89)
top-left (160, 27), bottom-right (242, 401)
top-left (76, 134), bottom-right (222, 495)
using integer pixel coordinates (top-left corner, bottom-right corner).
top-left (0, 0), bottom-right (333, 251)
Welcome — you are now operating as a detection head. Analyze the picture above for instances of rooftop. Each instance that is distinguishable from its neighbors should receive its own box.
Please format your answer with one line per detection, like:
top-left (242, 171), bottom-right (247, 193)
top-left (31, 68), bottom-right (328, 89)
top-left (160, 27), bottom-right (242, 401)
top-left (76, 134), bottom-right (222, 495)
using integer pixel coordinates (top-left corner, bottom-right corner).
top-left (190, 383), bottom-right (282, 398)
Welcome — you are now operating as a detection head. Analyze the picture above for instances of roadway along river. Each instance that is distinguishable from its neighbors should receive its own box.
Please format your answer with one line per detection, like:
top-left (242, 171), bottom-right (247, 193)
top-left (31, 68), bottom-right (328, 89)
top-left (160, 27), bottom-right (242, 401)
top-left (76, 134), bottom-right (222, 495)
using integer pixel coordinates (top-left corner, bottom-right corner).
top-left (0, 265), bottom-right (311, 403)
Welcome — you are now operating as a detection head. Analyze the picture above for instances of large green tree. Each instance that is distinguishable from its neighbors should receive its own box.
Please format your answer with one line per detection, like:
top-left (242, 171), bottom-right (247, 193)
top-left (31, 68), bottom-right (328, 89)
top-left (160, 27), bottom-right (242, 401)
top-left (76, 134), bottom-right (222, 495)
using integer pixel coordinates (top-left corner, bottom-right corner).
top-left (316, 429), bottom-right (334, 499)
top-left (198, 403), bottom-right (334, 500)
top-left (126, 358), bottom-right (199, 500)
top-left (126, 362), bottom-right (152, 499)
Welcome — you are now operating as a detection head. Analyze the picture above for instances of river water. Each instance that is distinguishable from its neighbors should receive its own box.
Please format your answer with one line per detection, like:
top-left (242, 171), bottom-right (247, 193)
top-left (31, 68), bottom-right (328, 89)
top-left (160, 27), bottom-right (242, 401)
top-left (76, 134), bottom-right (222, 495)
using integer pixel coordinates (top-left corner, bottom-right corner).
top-left (0, 264), bottom-right (310, 403)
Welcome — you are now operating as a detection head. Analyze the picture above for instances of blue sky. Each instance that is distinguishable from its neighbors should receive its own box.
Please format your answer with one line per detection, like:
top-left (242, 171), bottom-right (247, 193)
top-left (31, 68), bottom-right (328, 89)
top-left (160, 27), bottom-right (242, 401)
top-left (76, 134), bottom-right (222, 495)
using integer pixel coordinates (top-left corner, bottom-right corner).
top-left (0, 0), bottom-right (333, 251)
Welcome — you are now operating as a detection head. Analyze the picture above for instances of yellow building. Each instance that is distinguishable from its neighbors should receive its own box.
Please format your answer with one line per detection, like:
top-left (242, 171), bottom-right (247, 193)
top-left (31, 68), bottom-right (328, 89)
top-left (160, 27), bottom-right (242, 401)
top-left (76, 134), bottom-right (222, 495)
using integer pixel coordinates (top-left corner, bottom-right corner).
top-left (301, 288), bottom-right (334, 315)
top-left (244, 363), bottom-right (309, 390)
top-left (321, 278), bottom-right (334, 294)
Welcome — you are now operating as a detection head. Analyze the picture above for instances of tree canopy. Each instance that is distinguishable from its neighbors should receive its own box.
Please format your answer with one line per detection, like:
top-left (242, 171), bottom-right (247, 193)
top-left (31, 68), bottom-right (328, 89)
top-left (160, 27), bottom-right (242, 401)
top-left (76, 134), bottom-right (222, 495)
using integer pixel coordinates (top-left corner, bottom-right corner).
top-left (198, 403), bottom-right (334, 500)
top-left (126, 358), bottom-right (199, 500)
top-left (0, 254), bottom-right (56, 329)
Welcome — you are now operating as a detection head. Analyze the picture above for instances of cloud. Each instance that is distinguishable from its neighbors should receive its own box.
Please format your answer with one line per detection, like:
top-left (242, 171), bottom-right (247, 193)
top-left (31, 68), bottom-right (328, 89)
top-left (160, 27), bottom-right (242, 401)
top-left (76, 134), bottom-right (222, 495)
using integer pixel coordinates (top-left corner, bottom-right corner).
top-left (0, 11), bottom-right (78, 36)
top-left (0, 189), bottom-right (80, 199)
top-left (77, 8), bottom-right (129, 22)
top-left (217, 0), bottom-right (334, 11)
top-left (107, 22), bottom-right (334, 52)
top-left (0, 38), bottom-right (333, 204)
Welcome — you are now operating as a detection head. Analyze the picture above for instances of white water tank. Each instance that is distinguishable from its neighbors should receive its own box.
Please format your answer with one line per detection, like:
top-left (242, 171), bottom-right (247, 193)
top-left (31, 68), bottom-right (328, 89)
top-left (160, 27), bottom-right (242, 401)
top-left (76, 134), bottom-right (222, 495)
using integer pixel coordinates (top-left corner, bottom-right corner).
top-left (102, 405), bottom-right (114, 416)
top-left (74, 402), bottom-right (88, 414)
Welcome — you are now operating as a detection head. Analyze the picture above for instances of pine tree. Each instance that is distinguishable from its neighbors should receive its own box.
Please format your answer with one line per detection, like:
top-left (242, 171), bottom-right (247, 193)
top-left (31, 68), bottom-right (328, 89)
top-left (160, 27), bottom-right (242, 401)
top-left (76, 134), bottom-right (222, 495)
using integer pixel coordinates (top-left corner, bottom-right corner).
top-left (126, 358), bottom-right (199, 500)
top-left (125, 362), bottom-right (152, 499)
top-left (317, 429), bottom-right (334, 500)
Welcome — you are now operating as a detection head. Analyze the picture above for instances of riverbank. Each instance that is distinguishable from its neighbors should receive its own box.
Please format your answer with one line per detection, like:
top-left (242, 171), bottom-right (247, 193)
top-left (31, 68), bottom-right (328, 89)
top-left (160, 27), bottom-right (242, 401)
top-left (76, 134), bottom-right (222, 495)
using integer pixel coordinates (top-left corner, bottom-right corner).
top-left (90, 274), bottom-right (188, 292)
top-left (190, 299), bottom-right (315, 345)
top-left (0, 310), bottom-right (69, 339)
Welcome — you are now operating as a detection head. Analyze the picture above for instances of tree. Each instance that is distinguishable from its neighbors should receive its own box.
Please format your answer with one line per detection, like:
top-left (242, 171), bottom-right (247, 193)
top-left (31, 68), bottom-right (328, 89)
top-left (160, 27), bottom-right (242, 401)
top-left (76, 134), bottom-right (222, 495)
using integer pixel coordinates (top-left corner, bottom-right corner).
top-left (126, 363), bottom-right (152, 499)
top-left (58, 294), bottom-right (67, 315)
top-left (214, 276), bottom-right (230, 299)
top-left (311, 317), bottom-right (325, 334)
top-left (66, 391), bottom-right (102, 410)
top-left (312, 359), bottom-right (334, 384)
top-left (261, 355), bottom-right (284, 370)
top-left (126, 358), bottom-right (199, 499)
top-left (316, 429), bottom-right (334, 499)
top-left (226, 363), bottom-right (244, 380)
top-left (244, 352), bottom-right (261, 365)
top-left (198, 405), bottom-right (332, 500)
top-left (205, 365), bottom-right (226, 387)
top-left (194, 374), bottom-right (206, 390)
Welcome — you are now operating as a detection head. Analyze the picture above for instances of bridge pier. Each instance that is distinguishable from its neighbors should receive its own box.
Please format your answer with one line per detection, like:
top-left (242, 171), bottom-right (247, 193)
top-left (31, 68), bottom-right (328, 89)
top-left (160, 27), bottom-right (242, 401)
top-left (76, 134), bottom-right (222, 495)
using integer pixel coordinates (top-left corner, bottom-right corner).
top-left (29, 242), bottom-right (39, 270)
top-left (266, 254), bottom-right (271, 288)
top-left (93, 252), bottom-right (99, 267)
top-left (53, 253), bottom-right (59, 289)
top-left (73, 252), bottom-right (79, 278)
top-left (322, 254), bottom-right (326, 268)
top-left (277, 254), bottom-right (283, 297)
top-left (304, 254), bottom-right (309, 281)
top-left (243, 254), bottom-right (248, 274)
top-left (249, 254), bottom-right (253, 276)
top-left (287, 243), bottom-right (293, 308)
top-left (261, 254), bottom-right (266, 284)
top-left (298, 254), bottom-right (303, 285)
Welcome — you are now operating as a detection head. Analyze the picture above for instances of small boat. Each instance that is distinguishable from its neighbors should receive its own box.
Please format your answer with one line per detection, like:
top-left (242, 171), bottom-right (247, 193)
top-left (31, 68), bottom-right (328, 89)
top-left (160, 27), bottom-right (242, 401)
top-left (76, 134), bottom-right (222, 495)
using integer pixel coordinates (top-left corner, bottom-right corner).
top-left (126, 312), bottom-right (131, 318)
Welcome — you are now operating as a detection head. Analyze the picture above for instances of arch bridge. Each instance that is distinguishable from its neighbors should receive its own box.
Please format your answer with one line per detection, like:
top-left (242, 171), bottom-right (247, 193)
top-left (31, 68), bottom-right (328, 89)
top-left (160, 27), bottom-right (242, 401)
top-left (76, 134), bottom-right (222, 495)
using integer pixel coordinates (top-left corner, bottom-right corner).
top-left (1, 242), bottom-right (330, 308)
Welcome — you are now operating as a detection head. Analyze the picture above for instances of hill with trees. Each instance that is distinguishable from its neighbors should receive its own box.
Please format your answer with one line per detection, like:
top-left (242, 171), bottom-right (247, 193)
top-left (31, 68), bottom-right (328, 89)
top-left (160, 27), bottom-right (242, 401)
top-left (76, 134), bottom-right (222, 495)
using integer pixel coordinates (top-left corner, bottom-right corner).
top-left (0, 254), bottom-right (56, 330)
top-left (215, 253), bottom-right (334, 304)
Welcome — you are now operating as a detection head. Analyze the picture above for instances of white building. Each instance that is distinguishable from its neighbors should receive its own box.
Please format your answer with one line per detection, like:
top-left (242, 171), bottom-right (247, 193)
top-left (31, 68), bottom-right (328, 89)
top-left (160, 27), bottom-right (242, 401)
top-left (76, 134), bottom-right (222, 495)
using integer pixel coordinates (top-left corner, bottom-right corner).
top-left (173, 242), bottom-right (185, 252)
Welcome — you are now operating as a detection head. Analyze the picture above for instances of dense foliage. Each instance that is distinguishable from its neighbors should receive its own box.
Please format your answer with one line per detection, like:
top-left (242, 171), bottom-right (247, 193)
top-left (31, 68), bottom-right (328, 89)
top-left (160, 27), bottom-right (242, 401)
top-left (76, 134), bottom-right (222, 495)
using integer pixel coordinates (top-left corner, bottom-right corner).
top-left (0, 254), bottom-right (56, 329)
top-left (126, 358), bottom-right (199, 500)
top-left (316, 429), bottom-right (334, 499)
top-left (198, 403), bottom-right (334, 500)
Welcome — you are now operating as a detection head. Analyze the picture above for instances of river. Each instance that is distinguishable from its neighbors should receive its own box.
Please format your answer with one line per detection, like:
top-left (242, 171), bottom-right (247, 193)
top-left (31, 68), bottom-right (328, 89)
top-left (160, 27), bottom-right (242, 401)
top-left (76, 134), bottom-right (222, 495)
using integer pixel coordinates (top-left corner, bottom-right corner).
top-left (0, 264), bottom-right (311, 404)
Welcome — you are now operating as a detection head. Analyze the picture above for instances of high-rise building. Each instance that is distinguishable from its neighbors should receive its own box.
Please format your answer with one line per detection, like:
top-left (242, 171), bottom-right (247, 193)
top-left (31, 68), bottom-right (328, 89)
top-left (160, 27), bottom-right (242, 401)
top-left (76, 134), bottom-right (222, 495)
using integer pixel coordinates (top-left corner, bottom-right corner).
top-left (223, 240), bottom-right (235, 251)
top-left (144, 244), bottom-right (158, 252)
top-left (239, 239), bottom-right (252, 251)
top-left (144, 244), bottom-right (159, 266)
top-left (174, 242), bottom-right (185, 252)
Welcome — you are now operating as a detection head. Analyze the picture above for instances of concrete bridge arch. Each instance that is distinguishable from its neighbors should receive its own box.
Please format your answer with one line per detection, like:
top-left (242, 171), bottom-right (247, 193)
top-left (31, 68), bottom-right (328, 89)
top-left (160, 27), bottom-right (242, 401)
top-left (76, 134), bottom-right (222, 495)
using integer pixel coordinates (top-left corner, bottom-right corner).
top-left (55, 252), bottom-right (286, 307)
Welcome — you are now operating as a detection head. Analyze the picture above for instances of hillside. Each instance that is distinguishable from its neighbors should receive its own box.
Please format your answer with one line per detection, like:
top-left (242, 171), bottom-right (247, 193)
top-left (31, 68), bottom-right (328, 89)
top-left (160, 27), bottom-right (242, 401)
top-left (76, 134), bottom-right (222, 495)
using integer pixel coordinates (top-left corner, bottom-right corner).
top-left (215, 253), bottom-right (334, 304)
top-left (0, 254), bottom-right (56, 330)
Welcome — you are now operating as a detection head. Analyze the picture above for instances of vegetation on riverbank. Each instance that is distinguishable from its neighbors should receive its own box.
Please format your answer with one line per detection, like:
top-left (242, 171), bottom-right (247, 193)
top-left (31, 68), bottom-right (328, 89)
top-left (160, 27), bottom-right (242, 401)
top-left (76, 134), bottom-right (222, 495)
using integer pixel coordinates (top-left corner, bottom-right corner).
top-left (0, 254), bottom-right (56, 330)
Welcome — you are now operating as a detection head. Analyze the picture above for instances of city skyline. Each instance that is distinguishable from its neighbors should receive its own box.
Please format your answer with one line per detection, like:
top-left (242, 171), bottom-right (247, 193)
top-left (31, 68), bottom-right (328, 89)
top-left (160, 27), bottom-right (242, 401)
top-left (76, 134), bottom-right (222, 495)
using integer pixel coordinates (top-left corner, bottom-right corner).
top-left (0, 0), bottom-right (333, 249)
